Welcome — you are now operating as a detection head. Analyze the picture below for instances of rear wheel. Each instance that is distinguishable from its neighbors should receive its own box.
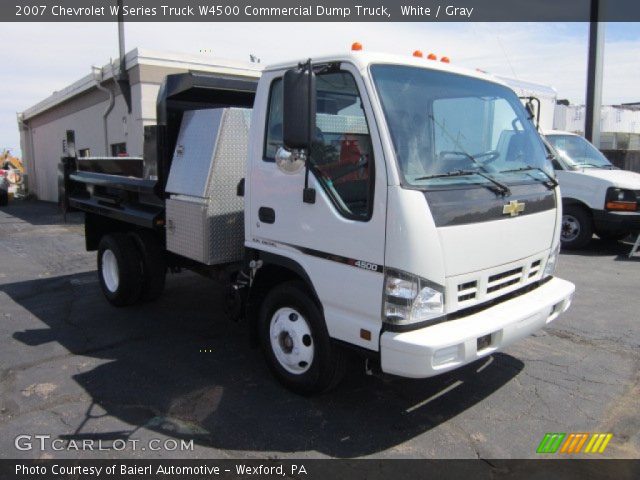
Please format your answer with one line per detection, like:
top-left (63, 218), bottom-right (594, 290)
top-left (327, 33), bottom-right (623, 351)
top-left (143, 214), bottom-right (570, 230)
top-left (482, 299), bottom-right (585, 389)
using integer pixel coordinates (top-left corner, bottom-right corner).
top-left (0, 190), bottom-right (8, 207)
top-left (258, 281), bottom-right (346, 395)
top-left (131, 230), bottom-right (166, 302)
top-left (97, 234), bottom-right (143, 307)
top-left (561, 205), bottom-right (593, 249)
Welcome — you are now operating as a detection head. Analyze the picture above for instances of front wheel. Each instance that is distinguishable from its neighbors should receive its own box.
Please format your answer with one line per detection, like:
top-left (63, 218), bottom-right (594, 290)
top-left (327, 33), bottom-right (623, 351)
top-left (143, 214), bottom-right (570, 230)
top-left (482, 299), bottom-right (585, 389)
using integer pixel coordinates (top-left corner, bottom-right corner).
top-left (258, 281), bottom-right (346, 395)
top-left (561, 205), bottom-right (593, 249)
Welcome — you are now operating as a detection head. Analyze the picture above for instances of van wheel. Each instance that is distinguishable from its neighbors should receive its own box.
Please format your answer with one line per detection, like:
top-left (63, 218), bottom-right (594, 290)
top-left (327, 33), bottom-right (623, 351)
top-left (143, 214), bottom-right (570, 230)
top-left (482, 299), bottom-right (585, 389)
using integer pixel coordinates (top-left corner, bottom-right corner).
top-left (97, 234), bottom-right (143, 307)
top-left (131, 231), bottom-right (166, 301)
top-left (561, 205), bottom-right (593, 249)
top-left (258, 281), bottom-right (346, 395)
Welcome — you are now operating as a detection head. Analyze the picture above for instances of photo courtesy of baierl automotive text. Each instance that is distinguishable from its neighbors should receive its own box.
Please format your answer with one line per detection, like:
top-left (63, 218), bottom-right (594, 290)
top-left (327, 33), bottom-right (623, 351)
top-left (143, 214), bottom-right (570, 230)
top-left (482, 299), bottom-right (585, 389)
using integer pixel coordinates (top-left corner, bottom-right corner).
top-left (1, 0), bottom-right (639, 478)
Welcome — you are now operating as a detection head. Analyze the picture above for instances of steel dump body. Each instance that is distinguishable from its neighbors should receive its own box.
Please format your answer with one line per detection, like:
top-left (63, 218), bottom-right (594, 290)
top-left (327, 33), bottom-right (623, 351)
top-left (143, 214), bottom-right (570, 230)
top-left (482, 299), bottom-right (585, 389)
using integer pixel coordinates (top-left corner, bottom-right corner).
top-left (62, 71), bottom-right (257, 249)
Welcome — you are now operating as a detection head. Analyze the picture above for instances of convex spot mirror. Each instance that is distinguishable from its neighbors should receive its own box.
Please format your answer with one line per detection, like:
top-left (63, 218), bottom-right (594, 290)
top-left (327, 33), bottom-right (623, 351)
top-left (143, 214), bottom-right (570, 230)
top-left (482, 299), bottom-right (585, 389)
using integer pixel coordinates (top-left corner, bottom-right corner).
top-left (275, 147), bottom-right (305, 174)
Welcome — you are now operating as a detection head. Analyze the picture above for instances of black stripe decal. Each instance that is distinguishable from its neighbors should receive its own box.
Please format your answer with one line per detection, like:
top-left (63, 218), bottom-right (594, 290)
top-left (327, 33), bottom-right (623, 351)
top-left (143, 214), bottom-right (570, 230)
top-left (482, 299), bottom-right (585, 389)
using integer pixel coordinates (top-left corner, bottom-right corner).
top-left (256, 239), bottom-right (384, 274)
top-left (424, 183), bottom-right (556, 227)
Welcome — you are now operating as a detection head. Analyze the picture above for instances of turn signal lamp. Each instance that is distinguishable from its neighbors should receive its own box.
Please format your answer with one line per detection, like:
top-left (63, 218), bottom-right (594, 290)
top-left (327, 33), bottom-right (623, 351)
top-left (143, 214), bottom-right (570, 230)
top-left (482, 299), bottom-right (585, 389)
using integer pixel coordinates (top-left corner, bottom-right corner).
top-left (351, 42), bottom-right (363, 51)
top-left (606, 201), bottom-right (637, 211)
top-left (441, 56), bottom-right (451, 63)
top-left (413, 50), bottom-right (423, 58)
top-left (427, 53), bottom-right (437, 60)
top-left (605, 187), bottom-right (638, 211)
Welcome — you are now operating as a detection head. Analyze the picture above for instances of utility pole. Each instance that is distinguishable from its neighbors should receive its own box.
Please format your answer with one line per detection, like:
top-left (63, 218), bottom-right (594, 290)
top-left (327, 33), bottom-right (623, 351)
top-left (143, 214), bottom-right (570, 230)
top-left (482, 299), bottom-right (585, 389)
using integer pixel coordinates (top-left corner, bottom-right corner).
top-left (585, 0), bottom-right (604, 147)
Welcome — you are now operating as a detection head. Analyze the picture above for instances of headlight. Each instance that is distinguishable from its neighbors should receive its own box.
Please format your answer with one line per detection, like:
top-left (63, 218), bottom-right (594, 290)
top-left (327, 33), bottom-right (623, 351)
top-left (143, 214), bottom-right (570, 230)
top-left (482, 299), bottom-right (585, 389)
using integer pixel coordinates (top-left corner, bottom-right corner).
top-left (543, 243), bottom-right (560, 278)
top-left (383, 268), bottom-right (444, 327)
top-left (605, 187), bottom-right (637, 212)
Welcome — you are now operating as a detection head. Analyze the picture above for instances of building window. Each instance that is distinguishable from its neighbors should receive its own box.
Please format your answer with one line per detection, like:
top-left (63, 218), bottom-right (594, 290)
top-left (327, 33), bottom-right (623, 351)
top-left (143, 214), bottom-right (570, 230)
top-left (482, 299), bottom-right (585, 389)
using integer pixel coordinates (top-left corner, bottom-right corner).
top-left (110, 143), bottom-right (127, 156)
top-left (78, 148), bottom-right (91, 158)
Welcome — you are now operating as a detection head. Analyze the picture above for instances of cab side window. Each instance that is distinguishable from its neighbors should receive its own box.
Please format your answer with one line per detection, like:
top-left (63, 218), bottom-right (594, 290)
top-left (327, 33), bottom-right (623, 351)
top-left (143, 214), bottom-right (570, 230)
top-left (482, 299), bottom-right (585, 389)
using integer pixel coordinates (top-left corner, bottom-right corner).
top-left (312, 71), bottom-right (374, 220)
top-left (264, 78), bottom-right (284, 160)
top-left (263, 70), bottom-right (375, 220)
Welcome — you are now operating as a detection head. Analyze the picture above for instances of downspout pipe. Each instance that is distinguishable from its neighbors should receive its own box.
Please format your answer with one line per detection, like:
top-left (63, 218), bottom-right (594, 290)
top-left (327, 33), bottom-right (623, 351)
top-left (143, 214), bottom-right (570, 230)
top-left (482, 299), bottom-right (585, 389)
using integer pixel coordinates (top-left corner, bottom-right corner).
top-left (116, 0), bottom-right (132, 113)
top-left (92, 66), bottom-right (115, 156)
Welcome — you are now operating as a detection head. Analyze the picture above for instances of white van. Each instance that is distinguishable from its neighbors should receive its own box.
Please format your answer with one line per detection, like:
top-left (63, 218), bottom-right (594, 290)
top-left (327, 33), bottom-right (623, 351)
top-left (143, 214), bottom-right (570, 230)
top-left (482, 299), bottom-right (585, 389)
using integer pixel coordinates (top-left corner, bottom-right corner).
top-left (545, 130), bottom-right (640, 248)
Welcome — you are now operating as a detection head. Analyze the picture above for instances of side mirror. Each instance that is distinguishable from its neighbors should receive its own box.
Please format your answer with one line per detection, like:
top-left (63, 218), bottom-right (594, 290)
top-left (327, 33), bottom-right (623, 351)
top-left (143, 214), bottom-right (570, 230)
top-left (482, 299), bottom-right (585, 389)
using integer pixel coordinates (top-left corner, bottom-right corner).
top-left (283, 66), bottom-right (316, 150)
top-left (275, 146), bottom-right (305, 174)
top-left (525, 101), bottom-right (535, 120)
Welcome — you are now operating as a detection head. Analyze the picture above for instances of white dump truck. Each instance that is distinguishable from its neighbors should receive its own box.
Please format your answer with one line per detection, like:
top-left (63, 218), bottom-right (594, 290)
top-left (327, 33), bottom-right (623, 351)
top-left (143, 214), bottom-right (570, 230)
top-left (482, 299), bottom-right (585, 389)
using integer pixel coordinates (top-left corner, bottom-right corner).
top-left (62, 48), bottom-right (575, 394)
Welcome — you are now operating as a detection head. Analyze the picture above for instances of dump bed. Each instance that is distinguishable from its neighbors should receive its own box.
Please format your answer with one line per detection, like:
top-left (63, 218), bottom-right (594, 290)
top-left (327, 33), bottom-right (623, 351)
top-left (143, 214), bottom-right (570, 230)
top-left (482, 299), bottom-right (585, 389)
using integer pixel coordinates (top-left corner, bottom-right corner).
top-left (61, 72), bottom-right (258, 238)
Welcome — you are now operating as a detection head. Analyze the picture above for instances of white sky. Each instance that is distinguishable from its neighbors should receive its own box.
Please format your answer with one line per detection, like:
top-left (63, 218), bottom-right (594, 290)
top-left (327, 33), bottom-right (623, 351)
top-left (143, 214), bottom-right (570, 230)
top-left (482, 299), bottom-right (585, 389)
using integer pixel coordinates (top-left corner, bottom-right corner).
top-left (2, 21), bottom-right (639, 156)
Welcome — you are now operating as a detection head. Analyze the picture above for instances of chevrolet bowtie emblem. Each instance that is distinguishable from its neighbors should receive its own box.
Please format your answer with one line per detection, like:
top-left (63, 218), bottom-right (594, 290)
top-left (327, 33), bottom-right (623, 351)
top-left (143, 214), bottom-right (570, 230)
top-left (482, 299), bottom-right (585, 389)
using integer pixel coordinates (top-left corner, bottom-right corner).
top-left (503, 200), bottom-right (526, 217)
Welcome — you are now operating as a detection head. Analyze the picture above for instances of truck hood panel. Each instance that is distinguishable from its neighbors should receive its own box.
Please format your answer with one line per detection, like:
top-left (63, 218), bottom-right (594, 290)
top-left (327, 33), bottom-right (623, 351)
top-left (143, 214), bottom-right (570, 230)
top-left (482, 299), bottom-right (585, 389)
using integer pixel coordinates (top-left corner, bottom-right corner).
top-left (437, 209), bottom-right (556, 276)
top-left (423, 184), bottom-right (557, 276)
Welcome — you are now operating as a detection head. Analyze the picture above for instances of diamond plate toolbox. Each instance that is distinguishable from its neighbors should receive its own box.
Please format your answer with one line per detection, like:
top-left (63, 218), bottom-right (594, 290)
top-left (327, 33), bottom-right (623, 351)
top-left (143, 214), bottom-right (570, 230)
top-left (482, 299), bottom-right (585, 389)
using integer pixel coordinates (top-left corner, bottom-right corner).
top-left (166, 108), bottom-right (251, 265)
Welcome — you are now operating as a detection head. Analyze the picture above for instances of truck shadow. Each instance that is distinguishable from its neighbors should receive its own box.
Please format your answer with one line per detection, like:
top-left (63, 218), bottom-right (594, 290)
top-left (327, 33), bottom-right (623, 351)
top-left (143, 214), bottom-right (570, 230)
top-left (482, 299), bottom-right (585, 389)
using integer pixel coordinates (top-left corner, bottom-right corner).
top-left (4, 272), bottom-right (523, 458)
top-left (561, 236), bottom-right (639, 262)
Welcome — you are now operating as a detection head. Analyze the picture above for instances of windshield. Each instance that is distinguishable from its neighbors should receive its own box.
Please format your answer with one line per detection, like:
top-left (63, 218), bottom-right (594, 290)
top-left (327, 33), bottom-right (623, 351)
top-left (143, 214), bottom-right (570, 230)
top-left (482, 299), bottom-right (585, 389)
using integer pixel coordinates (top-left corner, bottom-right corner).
top-left (370, 64), bottom-right (552, 188)
top-left (546, 134), bottom-right (613, 169)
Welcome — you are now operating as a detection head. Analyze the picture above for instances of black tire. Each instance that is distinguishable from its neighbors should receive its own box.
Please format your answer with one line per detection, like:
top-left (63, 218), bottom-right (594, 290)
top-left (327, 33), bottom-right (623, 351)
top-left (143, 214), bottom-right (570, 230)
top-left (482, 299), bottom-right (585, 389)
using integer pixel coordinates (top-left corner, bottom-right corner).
top-left (561, 205), bottom-right (593, 249)
top-left (258, 281), bottom-right (346, 395)
top-left (596, 230), bottom-right (630, 242)
top-left (97, 233), bottom-right (143, 307)
top-left (0, 190), bottom-right (8, 207)
top-left (131, 230), bottom-right (166, 302)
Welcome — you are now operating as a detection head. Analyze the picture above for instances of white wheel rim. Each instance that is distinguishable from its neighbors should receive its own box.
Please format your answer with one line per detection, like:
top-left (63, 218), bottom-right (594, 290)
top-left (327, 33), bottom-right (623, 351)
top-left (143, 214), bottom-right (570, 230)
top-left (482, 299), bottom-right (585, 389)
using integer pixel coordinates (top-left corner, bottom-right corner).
top-left (562, 214), bottom-right (581, 242)
top-left (269, 307), bottom-right (314, 375)
top-left (101, 249), bottom-right (120, 293)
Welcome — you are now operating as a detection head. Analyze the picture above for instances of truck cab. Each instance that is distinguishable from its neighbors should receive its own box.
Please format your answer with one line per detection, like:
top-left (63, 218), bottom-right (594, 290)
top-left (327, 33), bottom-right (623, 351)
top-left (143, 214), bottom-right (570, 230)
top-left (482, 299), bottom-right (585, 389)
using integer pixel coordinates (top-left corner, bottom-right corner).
top-left (244, 52), bottom-right (574, 389)
top-left (545, 130), bottom-right (640, 248)
top-left (63, 50), bottom-right (575, 394)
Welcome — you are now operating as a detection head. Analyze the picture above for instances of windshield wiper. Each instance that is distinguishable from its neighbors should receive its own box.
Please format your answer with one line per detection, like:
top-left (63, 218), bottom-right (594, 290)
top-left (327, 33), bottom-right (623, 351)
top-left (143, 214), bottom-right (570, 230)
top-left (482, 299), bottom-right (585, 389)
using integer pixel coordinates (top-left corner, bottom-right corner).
top-left (416, 169), bottom-right (511, 196)
top-left (500, 166), bottom-right (558, 189)
top-left (579, 163), bottom-right (614, 169)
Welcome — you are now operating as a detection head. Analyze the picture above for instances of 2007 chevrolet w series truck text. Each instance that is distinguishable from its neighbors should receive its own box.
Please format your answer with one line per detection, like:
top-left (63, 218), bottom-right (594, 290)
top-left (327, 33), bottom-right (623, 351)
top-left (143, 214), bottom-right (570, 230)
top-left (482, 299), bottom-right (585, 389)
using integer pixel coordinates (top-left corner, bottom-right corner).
top-left (61, 49), bottom-right (575, 394)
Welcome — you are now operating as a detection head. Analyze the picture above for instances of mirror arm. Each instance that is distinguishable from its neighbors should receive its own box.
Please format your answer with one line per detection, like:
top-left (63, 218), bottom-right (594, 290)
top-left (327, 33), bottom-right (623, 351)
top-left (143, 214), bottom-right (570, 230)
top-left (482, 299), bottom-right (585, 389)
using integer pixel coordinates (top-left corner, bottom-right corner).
top-left (303, 57), bottom-right (316, 204)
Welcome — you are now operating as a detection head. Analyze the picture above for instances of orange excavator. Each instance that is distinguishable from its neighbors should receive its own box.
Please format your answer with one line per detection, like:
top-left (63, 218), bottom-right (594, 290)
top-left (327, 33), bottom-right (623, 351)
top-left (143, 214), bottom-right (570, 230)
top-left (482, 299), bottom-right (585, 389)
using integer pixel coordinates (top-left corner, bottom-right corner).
top-left (0, 150), bottom-right (25, 205)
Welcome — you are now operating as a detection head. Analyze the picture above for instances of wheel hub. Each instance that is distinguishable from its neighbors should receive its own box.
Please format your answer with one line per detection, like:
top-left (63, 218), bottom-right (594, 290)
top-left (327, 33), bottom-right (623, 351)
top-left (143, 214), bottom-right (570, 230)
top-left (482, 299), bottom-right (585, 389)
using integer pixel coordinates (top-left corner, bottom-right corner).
top-left (101, 249), bottom-right (119, 293)
top-left (269, 307), bottom-right (314, 375)
top-left (561, 215), bottom-right (580, 242)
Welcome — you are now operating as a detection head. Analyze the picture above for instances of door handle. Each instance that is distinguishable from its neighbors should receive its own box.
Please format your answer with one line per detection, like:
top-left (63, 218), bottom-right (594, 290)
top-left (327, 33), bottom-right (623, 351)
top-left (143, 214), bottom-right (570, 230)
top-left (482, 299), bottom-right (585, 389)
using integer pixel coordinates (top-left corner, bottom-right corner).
top-left (258, 207), bottom-right (275, 224)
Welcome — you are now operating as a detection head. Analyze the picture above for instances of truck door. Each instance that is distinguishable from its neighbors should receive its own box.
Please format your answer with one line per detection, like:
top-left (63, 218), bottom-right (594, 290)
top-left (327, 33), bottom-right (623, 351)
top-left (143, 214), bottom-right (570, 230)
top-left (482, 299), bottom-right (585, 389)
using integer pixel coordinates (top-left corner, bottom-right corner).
top-left (248, 63), bottom-right (388, 351)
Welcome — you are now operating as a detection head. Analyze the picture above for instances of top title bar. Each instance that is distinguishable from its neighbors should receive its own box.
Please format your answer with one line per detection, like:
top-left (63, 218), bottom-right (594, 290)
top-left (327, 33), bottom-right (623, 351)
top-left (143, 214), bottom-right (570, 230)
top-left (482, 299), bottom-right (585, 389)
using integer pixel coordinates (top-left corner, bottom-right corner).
top-left (4, 0), bottom-right (640, 22)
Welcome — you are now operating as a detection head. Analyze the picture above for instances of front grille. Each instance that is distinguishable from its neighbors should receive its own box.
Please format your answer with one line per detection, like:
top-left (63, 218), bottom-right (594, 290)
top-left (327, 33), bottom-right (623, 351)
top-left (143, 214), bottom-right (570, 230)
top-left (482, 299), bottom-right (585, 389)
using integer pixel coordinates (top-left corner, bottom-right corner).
top-left (457, 280), bottom-right (478, 302)
top-left (454, 257), bottom-right (544, 308)
top-left (487, 267), bottom-right (523, 293)
top-left (529, 260), bottom-right (542, 278)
